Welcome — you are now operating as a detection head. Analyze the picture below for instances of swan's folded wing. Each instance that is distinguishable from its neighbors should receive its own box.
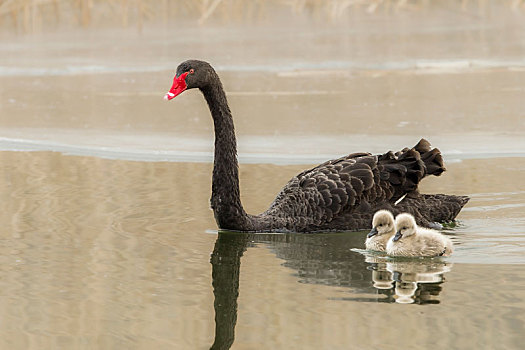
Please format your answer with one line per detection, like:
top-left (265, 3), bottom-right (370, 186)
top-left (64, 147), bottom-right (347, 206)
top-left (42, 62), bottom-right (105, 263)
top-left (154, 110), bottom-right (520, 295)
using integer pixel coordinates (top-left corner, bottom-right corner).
top-left (267, 154), bottom-right (388, 224)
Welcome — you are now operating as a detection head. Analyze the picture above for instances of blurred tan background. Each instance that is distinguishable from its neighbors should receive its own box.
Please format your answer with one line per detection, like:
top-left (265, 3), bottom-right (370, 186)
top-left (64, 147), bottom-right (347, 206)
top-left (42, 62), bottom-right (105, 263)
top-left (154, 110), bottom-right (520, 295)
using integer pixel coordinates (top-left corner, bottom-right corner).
top-left (1, 0), bottom-right (525, 163)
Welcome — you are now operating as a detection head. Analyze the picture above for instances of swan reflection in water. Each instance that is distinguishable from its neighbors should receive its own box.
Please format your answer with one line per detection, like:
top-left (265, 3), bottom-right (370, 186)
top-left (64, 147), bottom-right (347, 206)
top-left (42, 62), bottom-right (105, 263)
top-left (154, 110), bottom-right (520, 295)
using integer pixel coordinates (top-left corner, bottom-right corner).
top-left (209, 231), bottom-right (453, 349)
top-left (365, 254), bottom-right (452, 304)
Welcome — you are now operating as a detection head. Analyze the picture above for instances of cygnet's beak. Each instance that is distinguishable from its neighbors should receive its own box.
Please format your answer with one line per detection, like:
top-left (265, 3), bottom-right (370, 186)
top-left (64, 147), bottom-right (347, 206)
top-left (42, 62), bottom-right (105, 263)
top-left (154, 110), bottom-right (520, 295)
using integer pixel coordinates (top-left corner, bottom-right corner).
top-left (393, 231), bottom-right (403, 242)
top-left (367, 227), bottom-right (378, 238)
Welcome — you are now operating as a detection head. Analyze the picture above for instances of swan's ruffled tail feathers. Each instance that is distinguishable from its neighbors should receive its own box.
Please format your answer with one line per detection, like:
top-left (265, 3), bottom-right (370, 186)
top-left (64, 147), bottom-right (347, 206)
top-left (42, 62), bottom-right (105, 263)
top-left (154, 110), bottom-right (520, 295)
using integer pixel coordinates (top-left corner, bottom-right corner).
top-left (413, 138), bottom-right (446, 177)
top-left (377, 139), bottom-right (447, 201)
top-left (378, 148), bottom-right (424, 197)
top-left (376, 139), bottom-right (469, 224)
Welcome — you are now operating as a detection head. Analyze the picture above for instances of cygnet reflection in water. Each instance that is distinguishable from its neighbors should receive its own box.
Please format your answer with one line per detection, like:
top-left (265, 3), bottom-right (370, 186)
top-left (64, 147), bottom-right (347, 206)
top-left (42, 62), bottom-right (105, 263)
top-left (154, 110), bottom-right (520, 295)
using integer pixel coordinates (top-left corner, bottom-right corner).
top-left (363, 252), bottom-right (452, 304)
top-left (387, 260), bottom-right (453, 304)
top-left (364, 255), bottom-right (395, 290)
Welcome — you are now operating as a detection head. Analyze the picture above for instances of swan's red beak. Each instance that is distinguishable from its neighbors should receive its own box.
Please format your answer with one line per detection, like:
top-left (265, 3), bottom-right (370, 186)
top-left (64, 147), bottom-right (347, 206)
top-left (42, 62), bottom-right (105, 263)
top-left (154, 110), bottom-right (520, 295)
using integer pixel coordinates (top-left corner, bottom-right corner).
top-left (164, 72), bottom-right (189, 101)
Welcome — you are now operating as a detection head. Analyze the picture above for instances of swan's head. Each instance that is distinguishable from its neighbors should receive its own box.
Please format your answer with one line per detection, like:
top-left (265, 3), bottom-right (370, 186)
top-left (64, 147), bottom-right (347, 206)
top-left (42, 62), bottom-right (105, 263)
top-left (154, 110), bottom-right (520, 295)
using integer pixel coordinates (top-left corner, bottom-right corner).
top-left (368, 210), bottom-right (395, 238)
top-left (164, 60), bottom-right (215, 100)
top-left (393, 213), bottom-right (417, 242)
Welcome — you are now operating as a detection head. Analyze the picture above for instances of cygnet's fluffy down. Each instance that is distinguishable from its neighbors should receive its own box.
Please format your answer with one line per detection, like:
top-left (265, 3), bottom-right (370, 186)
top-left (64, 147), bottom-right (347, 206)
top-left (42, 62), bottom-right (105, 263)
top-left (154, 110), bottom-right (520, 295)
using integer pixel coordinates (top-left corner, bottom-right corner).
top-left (366, 210), bottom-right (395, 252)
top-left (386, 213), bottom-right (454, 257)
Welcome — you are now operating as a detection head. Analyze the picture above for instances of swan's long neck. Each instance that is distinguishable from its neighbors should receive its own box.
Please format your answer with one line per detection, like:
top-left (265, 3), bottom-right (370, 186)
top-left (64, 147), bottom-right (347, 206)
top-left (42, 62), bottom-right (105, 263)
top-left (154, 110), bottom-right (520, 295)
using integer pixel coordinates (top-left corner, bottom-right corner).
top-left (201, 81), bottom-right (252, 230)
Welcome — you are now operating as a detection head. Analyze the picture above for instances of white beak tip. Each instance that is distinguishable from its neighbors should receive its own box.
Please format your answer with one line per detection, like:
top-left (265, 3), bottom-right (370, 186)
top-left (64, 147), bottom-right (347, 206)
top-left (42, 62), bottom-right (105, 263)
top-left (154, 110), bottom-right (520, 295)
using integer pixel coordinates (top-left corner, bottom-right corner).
top-left (164, 92), bottom-right (175, 100)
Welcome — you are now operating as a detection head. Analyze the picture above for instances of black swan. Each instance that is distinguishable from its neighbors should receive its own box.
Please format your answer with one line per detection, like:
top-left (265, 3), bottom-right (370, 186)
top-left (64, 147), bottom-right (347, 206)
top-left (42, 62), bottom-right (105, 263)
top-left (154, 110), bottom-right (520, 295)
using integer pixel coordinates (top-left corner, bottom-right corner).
top-left (164, 60), bottom-right (469, 232)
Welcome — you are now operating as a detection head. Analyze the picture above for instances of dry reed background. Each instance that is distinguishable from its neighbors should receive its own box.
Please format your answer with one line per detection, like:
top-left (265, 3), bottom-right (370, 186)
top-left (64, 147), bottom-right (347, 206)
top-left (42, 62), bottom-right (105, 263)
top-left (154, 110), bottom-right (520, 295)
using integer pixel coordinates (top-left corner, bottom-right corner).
top-left (1, 0), bottom-right (524, 34)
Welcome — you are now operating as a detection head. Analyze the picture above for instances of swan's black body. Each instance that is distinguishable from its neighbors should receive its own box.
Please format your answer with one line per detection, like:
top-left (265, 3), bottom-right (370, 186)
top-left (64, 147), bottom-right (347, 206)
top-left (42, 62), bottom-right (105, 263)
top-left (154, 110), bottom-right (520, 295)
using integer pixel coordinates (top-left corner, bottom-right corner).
top-left (166, 60), bottom-right (469, 232)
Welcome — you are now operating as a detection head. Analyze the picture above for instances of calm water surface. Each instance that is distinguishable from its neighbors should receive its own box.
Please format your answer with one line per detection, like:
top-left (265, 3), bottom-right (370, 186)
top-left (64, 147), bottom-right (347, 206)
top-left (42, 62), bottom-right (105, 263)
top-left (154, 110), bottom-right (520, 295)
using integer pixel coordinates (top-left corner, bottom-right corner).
top-left (0, 152), bottom-right (523, 349)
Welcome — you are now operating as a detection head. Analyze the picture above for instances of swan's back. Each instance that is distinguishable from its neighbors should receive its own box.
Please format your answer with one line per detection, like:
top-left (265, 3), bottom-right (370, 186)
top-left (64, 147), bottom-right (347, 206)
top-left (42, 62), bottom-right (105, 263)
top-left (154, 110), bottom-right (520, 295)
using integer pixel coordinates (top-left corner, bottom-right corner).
top-left (258, 139), bottom-right (458, 232)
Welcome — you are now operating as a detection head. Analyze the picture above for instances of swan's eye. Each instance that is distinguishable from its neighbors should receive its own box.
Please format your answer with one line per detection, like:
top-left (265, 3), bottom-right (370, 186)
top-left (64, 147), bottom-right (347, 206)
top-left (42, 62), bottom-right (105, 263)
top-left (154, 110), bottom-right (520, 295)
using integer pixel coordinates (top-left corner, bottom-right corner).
top-left (189, 69), bottom-right (195, 74)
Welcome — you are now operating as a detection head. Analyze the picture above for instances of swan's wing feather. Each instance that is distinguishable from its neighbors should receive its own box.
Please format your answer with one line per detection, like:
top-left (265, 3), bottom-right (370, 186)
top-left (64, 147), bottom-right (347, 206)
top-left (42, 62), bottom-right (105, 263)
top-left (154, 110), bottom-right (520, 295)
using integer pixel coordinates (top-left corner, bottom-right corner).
top-left (296, 152), bottom-right (371, 178)
top-left (263, 139), bottom-right (463, 231)
top-left (267, 154), bottom-right (384, 224)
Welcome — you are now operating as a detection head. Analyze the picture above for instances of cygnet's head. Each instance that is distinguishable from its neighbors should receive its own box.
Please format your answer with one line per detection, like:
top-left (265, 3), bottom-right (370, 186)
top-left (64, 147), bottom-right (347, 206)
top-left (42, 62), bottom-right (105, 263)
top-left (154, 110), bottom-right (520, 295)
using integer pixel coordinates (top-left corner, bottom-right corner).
top-left (393, 213), bottom-right (417, 242)
top-left (368, 210), bottom-right (395, 239)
